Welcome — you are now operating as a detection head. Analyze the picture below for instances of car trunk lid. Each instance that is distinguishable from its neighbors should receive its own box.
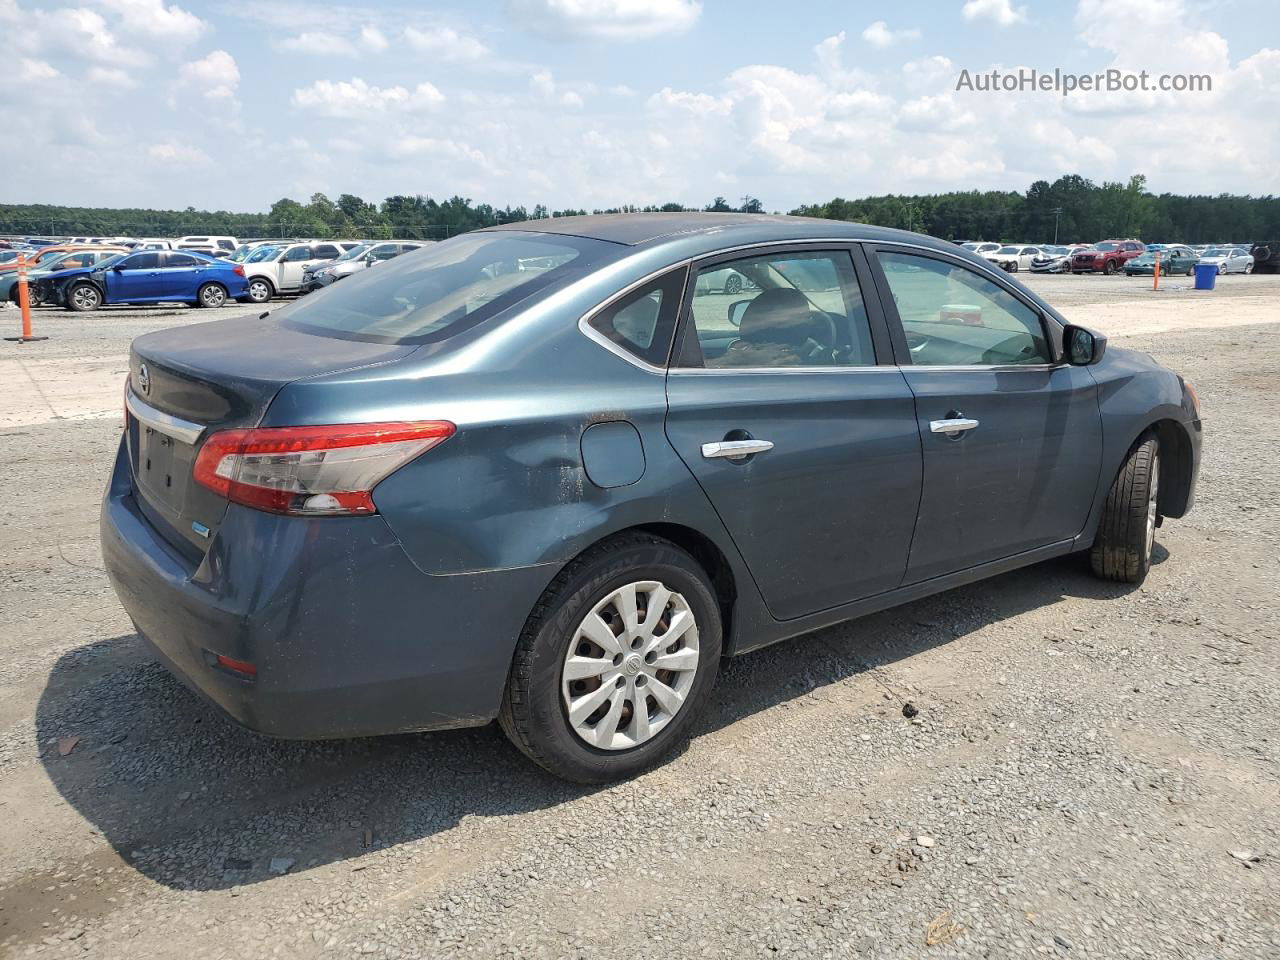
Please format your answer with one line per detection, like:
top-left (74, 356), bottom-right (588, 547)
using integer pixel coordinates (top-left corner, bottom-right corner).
top-left (126, 315), bottom-right (414, 559)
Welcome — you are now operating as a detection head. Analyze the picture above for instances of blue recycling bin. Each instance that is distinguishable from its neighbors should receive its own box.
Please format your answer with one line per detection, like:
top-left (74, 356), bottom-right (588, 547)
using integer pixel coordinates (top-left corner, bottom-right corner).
top-left (1193, 262), bottom-right (1217, 290)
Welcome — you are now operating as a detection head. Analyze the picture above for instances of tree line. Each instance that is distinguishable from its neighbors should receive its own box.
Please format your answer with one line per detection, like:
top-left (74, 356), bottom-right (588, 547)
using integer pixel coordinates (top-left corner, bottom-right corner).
top-left (2, 175), bottom-right (1275, 244)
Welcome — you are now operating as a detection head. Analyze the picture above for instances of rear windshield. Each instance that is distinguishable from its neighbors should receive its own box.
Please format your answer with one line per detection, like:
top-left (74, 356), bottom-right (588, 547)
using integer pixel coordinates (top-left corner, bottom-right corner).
top-left (280, 231), bottom-right (618, 344)
top-left (1095, 242), bottom-right (1118, 251)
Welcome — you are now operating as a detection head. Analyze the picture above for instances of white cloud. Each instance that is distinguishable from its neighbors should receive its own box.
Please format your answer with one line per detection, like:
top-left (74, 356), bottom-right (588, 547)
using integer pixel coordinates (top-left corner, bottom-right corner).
top-left (530, 70), bottom-right (586, 106)
top-left (961, 0), bottom-right (1027, 27)
top-left (17, 58), bottom-right (61, 83)
top-left (177, 50), bottom-right (240, 105)
top-left (44, 7), bottom-right (142, 65)
top-left (861, 20), bottom-right (921, 48)
top-left (98, 0), bottom-right (206, 45)
top-left (360, 24), bottom-right (388, 52)
top-left (278, 31), bottom-right (355, 56)
top-left (404, 25), bottom-right (489, 61)
top-left (508, 0), bottom-right (701, 40)
top-left (146, 141), bottom-right (211, 165)
top-left (88, 66), bottom-right (137, 88)
top-left (290, 78), bottom-right (445, 118)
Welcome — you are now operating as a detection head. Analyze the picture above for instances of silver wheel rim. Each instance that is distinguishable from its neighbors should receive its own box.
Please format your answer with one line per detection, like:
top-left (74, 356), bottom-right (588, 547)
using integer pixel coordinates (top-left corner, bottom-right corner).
top-left (250, 281), bottom-right (269, 301)
top-left (1145, 453), bottom-right (1160, 560)
top-left (203, 285), bottom-right (224, 306)
top-left (561, 580), bottom-right (700, 751)
top-left (73, 286), bottom-right (98, 309)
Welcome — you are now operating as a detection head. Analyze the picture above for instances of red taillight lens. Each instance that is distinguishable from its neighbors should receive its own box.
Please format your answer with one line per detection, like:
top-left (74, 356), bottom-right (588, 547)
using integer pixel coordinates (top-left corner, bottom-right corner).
top-left (233, 265), bottom-right (245, 276)
top-left (192, 421), bottom-right (455, 516)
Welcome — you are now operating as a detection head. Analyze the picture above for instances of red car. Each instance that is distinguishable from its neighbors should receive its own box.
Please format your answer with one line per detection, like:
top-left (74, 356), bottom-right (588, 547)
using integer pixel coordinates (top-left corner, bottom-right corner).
top-left (1071, 239), bottom-right (1145, 275)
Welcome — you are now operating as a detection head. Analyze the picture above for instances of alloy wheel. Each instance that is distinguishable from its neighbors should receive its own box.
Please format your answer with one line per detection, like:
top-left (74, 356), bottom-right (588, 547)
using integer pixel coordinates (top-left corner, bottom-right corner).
top-left (560, 580), bottom-right (700, 751)
top-left (201, 284), bottom-right (225, 307)
top-left (72, 285), bottom-right (100, 310)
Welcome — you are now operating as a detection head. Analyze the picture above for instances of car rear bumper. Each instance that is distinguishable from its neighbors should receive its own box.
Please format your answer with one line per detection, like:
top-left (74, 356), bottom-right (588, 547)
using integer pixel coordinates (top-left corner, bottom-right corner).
top-left (100, 435), bottom-right (555, 739)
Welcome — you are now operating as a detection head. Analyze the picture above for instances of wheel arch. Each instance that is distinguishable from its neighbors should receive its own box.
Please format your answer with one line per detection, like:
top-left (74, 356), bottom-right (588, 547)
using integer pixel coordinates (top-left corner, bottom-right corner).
top-left (1150, 418), bottom-right (1195, 518)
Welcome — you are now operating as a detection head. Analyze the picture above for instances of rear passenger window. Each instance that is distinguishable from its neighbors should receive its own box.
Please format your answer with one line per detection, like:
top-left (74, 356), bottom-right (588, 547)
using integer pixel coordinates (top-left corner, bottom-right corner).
top-left (587, 268), bottom-right (685, 367)
top-left (313, 244), bottom-right (340, 259)
top-left (680, 250), bottom-right (874, 368)
top-left (876, 252), bottom-right (1050, 366)
top-left (165, 254), bottom-right (199, 267)
top-left (284, 246), bottom-right (313, 262)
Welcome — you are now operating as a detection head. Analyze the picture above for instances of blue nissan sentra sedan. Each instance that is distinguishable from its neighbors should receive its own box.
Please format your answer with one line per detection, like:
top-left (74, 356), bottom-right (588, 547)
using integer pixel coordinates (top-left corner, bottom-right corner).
top-left (102, 214), bottom-right (1201, 782)
top-left (39, 249), bottom-right (249, 310)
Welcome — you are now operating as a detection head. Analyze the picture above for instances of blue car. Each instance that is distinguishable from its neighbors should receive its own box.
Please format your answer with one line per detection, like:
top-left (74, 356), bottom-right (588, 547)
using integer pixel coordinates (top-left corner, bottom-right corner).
top-left (40, 250), bottom-right (249, 310)
top-left (102, 214), bottom-right (1201, 782)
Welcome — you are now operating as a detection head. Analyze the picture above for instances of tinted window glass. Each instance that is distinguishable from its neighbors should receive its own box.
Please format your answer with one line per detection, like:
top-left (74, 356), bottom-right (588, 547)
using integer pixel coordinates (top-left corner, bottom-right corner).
top-left (280, 231), bottom-right (613, 344)
top-left (165, 253), bottom-right (199, 267)
top-left (313, 244), bottom-right (340, 259)
top-left (876, 252), bottom-right (1050, 366)
top-left (218, 239), bottom-right (234, 250)
top-left (681, 250), bottom-right (874, 369)
top-left (284, 246), bottom-right (313, 262)
top-left (587, 269), bottom-right (685, 366)
top-left (370, 244), bottom-right (400, 260)
top-left (124, 253), bottom-right (160, 269)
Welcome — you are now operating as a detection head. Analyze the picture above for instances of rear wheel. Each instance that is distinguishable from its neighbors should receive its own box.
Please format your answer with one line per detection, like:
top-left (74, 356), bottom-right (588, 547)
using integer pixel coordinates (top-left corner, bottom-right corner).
top-left (245, 277), bottom-right (273, 303)
top-left (197, 282), bottom-right (227, 308)
top-left (724, 273), bottom-right (743, 294)
top-left (1090, 436), bottom-right (1159, 584)
top-left (1244, 262), bottom-right (1253, 274)
top-left (499, 534), bottom-right (722, 783)
top-left (66, 282), bottom-right (101, 312)
top-left (1217, 263), bottom-right (1226, 275)
top-left (1103, 260), bottom-right (1116, 275)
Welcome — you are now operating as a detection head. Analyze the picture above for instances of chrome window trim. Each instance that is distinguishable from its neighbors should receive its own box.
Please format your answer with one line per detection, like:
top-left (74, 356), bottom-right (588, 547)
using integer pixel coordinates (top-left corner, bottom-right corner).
top-left (575, 236), bottom-right (1060, 372)
top-left (125, 386), bottom-right (204, 445)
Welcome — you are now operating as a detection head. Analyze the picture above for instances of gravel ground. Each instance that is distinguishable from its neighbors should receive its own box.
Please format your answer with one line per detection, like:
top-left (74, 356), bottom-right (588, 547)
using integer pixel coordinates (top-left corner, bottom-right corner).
top-left (0, 274), bottom-right (1277, 959)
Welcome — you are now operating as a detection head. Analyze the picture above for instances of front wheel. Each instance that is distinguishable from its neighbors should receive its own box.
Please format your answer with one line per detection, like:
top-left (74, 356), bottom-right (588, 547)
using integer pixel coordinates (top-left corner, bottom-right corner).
top-left (499, 535), bottom-right (722, 783)
top-left (66, 282), bottom-right (102, 312)
top-left (1103, 260), bottom-right (1116, 275)
top-left (197, 282), bottom-right (227, 308)
top-left (1244, 262), bottom-right (1253, 274)
top-left (1090, 436), bottom-right (1159, 584)
top-left (1217, 263), bottom-right (1226, 275)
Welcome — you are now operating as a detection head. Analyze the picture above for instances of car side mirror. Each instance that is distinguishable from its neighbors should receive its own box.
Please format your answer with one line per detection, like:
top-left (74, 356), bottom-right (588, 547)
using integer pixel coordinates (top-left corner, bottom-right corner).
top-left (727, 299), bottom-right (752, 328)
top-left (112, 264), bottom-right (124, 271)
top-left (1063, 324), bottom-right (1106, 365)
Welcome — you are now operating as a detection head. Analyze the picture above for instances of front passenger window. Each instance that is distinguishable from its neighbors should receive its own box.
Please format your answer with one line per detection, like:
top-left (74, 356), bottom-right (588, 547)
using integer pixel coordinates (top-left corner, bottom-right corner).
top-left (876, 252), bottom-right (1050, 366)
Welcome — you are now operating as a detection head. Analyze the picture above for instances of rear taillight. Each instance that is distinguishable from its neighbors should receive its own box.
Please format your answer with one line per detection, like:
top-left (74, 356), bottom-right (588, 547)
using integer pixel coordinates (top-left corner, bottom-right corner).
top-left (192, 421), bottom-right (455, 516)
top-left (233, 265), bottom-right (245, 276)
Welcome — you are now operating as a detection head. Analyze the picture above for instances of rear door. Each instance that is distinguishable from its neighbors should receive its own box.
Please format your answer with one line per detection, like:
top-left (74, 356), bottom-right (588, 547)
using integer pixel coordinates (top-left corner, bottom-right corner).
top-left (868, 245), bottom-right (1102, 582)
top-left (160, 252), bottom-right (203, 298)
top-left (664, 245), bottom-right (923, 620)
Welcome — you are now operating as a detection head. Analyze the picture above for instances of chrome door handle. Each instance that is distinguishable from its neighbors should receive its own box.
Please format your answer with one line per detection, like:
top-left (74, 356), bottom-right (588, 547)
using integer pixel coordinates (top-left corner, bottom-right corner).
top-left (701, 439), bottom-right (774, 460)
top-left (930, 417), bottom-right (980, 436)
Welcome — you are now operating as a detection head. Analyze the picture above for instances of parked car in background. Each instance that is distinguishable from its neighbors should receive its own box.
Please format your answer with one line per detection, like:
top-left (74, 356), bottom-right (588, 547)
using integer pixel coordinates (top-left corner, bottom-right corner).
top-left (3, 247), bottom-right (127, 304)
top-left (137, 239), bottom-right (174, 251)
top-left (1125, 245), bottom-right (1199, 277)
top-left (982, 244), bottom-right (1042, 272)
top-left (228, 239), bottom-right (303, 262)
top-left (101, 213), bottom-right (1201, 783)
top-left (1072, 239), bottom-right (1145, 274)
top-left (302, 242), bottom-right (429, 292)
top-left (1029, 245), bottom-right (1075, 273)
top-left (1197, 247), bottom-right (1254, 275)
top-left (1248, 242), bottom-right (1279, 273)
top-left (240, 241), bottom-right (361, 302)
top-left (0, 244), bottom-right (105, 282)
top-left (961, 242), bottom-right (1001, 257)
top-left (38, 250), bottom-right (247, 311)
top-left (175, 236), bottom-right (239, 257)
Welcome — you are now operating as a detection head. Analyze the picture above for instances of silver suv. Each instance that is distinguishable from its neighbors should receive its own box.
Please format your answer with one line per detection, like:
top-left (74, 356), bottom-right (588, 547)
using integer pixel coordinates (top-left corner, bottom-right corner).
top-left (301, 241), bottom-right (429, 293)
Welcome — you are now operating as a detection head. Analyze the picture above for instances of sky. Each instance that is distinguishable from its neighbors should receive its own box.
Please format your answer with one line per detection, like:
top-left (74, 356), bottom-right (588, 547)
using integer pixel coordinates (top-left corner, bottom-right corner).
top-left (2, 0), bottom-right (1278, 214)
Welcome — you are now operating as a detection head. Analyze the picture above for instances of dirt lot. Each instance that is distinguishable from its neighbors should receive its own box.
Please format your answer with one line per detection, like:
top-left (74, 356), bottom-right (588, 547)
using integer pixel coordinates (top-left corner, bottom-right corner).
top-left (0, 274), bottom-right (1277, 959)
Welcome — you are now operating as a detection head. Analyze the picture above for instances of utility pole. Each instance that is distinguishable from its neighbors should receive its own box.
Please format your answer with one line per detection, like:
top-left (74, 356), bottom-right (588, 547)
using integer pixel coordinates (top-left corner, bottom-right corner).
top-left (1051, 207), bottom-right (1063, 244)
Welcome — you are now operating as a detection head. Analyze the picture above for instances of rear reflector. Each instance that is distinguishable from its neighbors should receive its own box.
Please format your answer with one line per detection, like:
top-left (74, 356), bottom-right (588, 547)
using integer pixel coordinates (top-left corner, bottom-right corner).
top-left (214, 653), bottom-right (258, 678)
top-left (192, 421), bottom-right (455, 516)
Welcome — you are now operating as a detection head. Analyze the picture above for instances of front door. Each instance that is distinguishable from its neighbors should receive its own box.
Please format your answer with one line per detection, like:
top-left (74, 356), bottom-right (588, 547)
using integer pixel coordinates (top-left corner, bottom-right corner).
top-left (106, 252), bottom-right (163, 302)
top-left (870, 247), bottom-right (1103, 582)
top-left (664, 246), bottom-right (923, 621)
top-left (278, 245), bottom-right (315, 290)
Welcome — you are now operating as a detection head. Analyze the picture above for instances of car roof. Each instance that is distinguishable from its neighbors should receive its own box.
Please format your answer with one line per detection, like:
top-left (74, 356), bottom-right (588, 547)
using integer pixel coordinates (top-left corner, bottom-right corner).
top-left (481, 212), bottom-right (942, 251)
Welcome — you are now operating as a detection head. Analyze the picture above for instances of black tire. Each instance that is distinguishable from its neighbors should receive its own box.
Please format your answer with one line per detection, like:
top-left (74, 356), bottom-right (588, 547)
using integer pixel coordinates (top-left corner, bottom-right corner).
top-left (66, 281), bottom-right (102, 312)
top-left (197, 282), bottom-right (227, 308)
top-left (1090, 436), bottom-right (1160, 584)
top-left (1217, 263), bottom-right (1226, 275)
top-left (1186, 265), bottom-right (1194, 276)
top-left (245, 277), bottom-right (273, 303)
top-left (1008, 262), bottom-right (1018, 273)
top-left (1103, 259), bottom-right (1116, 275)
top-left (499, 534), bottom-right (722, 783)
top-left (724, 273), bottom-right (743, 295)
